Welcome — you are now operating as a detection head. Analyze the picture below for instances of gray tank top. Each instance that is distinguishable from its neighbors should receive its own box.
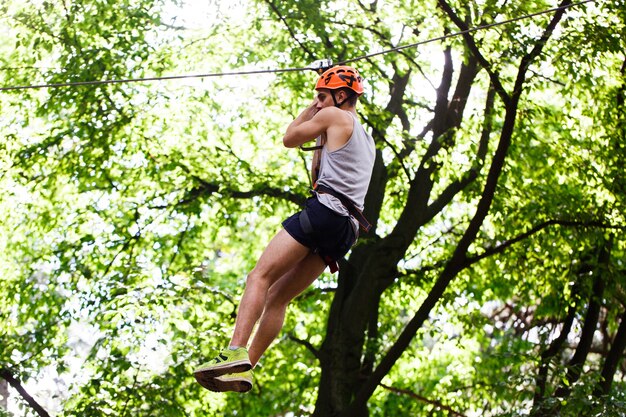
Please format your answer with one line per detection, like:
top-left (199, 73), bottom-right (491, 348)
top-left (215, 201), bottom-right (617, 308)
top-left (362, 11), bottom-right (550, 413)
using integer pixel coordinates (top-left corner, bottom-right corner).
top-left (315, 113), bottom-right (375, 219)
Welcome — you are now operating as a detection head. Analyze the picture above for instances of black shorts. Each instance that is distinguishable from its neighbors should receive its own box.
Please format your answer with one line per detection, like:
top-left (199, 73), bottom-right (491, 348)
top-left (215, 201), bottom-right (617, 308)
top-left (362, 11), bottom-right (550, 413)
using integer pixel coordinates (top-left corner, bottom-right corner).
top-left (282, 197), bottom-right (356, 264)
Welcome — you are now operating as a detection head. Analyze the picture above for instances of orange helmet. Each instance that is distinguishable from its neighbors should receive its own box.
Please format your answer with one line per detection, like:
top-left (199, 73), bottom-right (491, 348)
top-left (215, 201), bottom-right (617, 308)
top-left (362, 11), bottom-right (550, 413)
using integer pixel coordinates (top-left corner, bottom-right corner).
top-left (315, 66), bottom-right (364, 96)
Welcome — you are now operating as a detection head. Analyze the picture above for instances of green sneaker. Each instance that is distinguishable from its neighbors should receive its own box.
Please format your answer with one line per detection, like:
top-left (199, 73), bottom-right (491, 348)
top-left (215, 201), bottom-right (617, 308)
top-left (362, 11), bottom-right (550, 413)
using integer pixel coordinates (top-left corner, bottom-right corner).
top-left (209, 369), bottom-right (253, 393)
top-left (194, 348), bottom-right (252, 389)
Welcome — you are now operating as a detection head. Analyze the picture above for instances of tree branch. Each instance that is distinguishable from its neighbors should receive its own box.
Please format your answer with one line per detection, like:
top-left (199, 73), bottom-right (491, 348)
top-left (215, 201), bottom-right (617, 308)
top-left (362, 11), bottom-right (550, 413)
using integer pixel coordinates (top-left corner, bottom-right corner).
top-left (400, 219), bottom-right (625, 285)
top-left (426, 80), bottom-right (495, 219)
top-left (432, 46), bottom-right (455, 138)
top-left (262, 0), bottom-right (315, 60)
top-left (596, 307), bottom-right (626, 396)
top-left (0, 369), bottom-right (50, 417)
top-left (532, 303), bottom-right (577, 407)
top-left (385, 66), bottom-right (412, 132)
top-left (287, 334), bottom-right (321, 360)
top-left (383, 46), bottom-right (482, 253)
top-left (513, 0), bottom-right (573, 96)
top-left (555, 238), bottom-right (610, 397)
top-left (150, 171), bottom-right (306, 210)
top-left (466, 220), bottom-right (624, 267)
top-left (380, 383), bottom-right (467, 417)
top-left (437, 0), bottom-right (510, 105)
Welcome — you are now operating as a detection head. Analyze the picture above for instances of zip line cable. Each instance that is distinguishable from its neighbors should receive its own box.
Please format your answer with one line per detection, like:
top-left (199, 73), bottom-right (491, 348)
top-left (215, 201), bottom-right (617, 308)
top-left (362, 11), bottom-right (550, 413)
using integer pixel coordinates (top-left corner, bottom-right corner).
top-left (0, 66), bottom-right (312, 92)
top-left (0, 0), bottom-right (595, 93)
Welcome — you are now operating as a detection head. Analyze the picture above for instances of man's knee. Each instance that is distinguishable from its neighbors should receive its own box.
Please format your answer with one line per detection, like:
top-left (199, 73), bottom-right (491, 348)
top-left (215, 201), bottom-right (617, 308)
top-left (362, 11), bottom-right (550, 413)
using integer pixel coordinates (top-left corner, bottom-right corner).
top-left (246, 268), bottom-right (267, 288)
top-left (265, 284), bottom-right (290, 309)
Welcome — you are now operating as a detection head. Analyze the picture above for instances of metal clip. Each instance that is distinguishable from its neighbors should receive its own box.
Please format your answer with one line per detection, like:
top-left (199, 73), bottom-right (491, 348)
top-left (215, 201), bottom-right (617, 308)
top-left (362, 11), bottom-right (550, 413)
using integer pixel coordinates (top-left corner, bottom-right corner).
top-left (309, 59), bottom-right (333, 74)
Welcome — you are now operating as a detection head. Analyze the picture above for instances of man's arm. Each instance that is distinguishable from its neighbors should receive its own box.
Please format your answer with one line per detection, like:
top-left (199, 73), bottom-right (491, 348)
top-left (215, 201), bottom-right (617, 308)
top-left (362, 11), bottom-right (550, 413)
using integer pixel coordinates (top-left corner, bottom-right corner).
top-left (283, 106), bottom-right (335, 148)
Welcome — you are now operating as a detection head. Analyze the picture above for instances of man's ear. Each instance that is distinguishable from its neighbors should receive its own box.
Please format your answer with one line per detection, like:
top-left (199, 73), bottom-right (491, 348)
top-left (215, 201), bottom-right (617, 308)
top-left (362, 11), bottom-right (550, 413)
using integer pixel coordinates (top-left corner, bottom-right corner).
top-left (334, 90), bottom-right (347, 104)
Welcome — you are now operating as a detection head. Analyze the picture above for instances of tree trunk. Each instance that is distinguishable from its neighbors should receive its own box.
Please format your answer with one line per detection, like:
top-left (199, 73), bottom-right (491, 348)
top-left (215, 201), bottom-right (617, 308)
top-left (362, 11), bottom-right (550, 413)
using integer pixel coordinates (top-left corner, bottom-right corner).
top-left (596, 308), bottom-right (626, 396)
top-left (313, 50), bottom-right (483, 417)
top-left (555, 240), bottom-right (610, 398)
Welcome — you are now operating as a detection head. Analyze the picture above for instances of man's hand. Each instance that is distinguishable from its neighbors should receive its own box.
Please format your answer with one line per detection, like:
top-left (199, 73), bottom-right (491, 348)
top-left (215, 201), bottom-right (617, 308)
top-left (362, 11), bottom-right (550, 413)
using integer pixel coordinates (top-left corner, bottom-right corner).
top-left (300, 101), bottom-right (319, 123)
top-left (283, 106), bottom-right (352, 151)
top-left (282, 102), bottom-right (326, 148)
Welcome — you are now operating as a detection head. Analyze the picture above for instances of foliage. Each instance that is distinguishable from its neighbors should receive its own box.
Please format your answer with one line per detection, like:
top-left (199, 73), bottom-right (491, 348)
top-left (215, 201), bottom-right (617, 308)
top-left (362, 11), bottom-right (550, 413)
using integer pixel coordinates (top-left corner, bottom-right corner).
top-left (1, 0), bottom-right (625, 416)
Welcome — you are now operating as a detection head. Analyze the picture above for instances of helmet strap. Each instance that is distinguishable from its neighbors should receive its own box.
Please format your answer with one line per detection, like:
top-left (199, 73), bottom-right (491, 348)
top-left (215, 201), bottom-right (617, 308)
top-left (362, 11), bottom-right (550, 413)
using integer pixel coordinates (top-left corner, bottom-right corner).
top-left (331, 91), bottom-right (355, 108)
top-left (330, 90), bottom-right (340, 107)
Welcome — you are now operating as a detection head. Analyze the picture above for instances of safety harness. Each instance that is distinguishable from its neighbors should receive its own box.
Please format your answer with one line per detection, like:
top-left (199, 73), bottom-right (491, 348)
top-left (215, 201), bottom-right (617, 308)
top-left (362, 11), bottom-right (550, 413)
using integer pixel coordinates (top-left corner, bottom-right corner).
top-left (313, 184), bottom-right (371, 233)
top-left (298, 184), bottom-right (372, 274)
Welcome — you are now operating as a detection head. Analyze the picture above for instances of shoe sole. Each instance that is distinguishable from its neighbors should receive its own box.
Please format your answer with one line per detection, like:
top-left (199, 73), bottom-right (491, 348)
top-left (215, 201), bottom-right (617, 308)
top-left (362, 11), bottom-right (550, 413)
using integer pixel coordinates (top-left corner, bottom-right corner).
top-left (194, 360), bottom-right (252, 392)
top-left (197, 375), bottom-right (252, 393)
top-left (194, 359), bottom-right (252, 378)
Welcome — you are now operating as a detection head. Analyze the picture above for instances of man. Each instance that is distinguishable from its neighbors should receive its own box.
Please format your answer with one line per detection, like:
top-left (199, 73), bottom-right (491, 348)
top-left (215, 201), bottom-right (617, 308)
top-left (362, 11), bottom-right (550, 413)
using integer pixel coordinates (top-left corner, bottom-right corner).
top-left (193, 66), bottom-right (375, 393)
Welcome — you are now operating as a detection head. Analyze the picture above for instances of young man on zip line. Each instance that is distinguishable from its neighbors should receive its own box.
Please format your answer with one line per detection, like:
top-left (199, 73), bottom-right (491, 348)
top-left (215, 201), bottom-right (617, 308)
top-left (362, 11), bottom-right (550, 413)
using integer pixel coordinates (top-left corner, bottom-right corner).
top-left (193, 65), bottom-right (376, 393)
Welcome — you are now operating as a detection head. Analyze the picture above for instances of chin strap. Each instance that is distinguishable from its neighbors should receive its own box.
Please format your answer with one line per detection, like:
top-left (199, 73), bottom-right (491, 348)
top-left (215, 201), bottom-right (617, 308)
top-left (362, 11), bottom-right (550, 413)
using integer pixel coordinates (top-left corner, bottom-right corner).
top-left (330, 90), bottom-right (356, 108)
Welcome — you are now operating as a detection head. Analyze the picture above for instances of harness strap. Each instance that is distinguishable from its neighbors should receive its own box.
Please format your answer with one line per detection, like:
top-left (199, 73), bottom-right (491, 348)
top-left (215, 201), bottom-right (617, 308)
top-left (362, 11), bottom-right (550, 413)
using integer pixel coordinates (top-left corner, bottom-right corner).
top-left (299, 144), bottom-right (324, 151)
top-left (298, 208), bottom-right (314, 235)
top-left (298, 209), bottom-right (339, 273)
top-left (314, 184), bottom-right (372, 233)
top-left (325, 257), bottom-right (339, 274)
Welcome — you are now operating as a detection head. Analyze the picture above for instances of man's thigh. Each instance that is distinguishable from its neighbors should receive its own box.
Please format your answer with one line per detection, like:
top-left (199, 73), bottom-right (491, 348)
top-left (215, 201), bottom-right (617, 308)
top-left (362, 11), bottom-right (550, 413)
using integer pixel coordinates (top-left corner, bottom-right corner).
top-left (252, 229), bottom-right (313, 284)
top-left (267, 252), bottom-right (326, 306)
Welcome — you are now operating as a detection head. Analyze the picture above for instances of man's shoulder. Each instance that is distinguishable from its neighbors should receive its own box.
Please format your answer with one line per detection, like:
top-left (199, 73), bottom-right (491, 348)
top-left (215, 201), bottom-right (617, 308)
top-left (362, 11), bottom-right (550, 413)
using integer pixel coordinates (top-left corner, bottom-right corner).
top-left (317, 106), bottom-right (342, 116)
top-left (317, 107), bottom-right (354, 124)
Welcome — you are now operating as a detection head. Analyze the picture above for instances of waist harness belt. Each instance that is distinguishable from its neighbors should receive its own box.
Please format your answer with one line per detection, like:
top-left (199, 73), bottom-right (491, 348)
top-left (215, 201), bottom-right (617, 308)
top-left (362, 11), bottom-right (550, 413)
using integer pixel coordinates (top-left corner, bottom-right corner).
top-left (314, 184), bottom-right (372, 233)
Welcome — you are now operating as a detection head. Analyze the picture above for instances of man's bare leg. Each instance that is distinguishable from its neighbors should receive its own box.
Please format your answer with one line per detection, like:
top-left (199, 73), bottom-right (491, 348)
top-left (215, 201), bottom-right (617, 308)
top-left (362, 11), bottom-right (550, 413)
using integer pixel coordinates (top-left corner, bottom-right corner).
top-left (247, 252), bottom-right (326, 366)
top-left (194, 229), bottom-right (323, 392)
top-left (229, 229), bottom-right (313, 349)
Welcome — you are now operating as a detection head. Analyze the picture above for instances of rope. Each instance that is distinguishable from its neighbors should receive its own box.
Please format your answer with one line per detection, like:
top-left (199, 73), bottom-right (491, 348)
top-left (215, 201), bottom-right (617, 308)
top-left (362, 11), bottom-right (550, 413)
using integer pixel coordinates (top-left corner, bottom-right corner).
top-left (0, 0), bottom-right (596, 93)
